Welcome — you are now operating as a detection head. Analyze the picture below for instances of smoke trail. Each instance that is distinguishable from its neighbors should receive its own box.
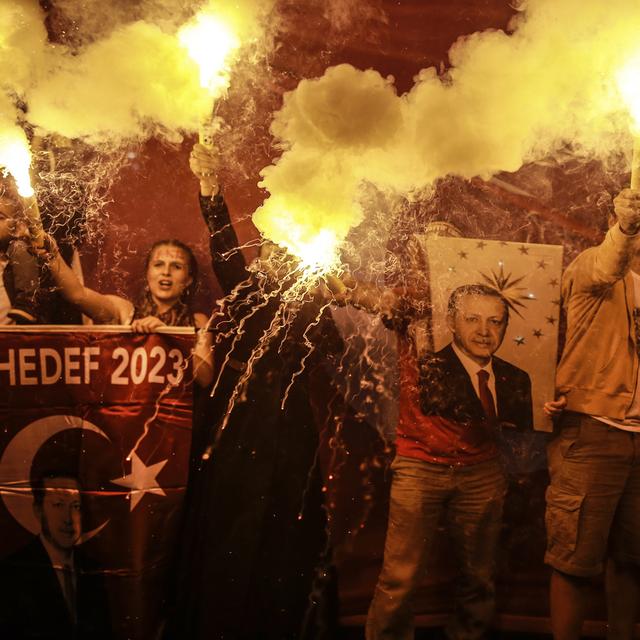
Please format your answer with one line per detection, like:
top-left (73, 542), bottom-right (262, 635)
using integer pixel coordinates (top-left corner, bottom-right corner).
top-left (255, 0), bottom-right (640, 261)
top-left (0, 1), bottom-right (48, 85)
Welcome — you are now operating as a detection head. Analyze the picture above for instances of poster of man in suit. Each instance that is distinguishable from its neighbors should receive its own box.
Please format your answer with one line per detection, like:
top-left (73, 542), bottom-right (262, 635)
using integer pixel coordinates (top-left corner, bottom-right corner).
top-left (0, 470), bottom-right (111, 640)
top-left (420, 283), bottom-right (533, 440)
top-left (0, 327), bottom-right (195, 640)
top-left (422, 235), bottom-right (563, 433)
top-left (366, 237), bottom-right (562, 638)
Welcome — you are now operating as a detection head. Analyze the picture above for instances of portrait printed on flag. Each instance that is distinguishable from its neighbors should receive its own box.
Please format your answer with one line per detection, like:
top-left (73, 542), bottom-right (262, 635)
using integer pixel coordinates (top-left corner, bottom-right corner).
top-left (419, 235), bottom-right (563, 432)
top-left (0, 327), bottom-right (195, 640)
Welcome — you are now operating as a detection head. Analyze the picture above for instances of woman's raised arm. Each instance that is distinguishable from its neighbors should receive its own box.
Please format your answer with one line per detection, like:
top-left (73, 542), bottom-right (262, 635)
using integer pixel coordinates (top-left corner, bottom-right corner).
top-left (44, 238), bottom-right (133, 325)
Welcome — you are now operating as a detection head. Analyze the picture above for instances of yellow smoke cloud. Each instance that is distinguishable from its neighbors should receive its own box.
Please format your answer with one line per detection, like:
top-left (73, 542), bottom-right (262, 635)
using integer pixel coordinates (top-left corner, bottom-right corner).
top-left (0, 0), bottom-right (271, 144)
top-left (27, 20), bottom-right (213, 142)
top-left (0, 1), bottom-right (50, 195)
top-left (254, 65), bottom-right (401, 269)
top-left (0, 0), bottom-right (271, 192)
top-left (0, 1), bottom-right (48, 92)
top-left (255, 0), bottom-right (640, 267)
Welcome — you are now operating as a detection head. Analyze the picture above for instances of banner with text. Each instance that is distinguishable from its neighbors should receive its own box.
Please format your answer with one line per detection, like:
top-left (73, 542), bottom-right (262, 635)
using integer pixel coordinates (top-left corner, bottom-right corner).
top-left (0, 327), bottom-right (194, 640)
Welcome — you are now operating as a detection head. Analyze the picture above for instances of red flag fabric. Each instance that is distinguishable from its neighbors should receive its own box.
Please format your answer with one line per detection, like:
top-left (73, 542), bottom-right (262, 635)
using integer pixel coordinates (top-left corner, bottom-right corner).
top-left (0, 327), bottom-right (194, 640)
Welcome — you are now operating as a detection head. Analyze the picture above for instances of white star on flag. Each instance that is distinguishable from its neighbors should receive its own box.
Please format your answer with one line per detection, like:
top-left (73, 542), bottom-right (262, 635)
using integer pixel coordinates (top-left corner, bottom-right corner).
top-left (112, 453), bottom-right (168, 511)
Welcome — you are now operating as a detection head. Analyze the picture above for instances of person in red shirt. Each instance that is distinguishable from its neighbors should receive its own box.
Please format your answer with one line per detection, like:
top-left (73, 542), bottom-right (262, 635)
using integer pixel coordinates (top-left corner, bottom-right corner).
top-left (366, 283), bottom-right (532, 640)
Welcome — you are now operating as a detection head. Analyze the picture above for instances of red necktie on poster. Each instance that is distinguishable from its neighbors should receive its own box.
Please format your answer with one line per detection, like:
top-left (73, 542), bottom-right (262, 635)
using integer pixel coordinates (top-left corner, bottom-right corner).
top-left (477, 370), bottom-right (497, 420)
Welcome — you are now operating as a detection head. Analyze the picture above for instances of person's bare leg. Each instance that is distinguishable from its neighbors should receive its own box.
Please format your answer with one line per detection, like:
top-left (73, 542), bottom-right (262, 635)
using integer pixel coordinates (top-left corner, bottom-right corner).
top-left (606, 559), bottom-right (640, 640)
top-left (550, 569), bottom-right (590, 640)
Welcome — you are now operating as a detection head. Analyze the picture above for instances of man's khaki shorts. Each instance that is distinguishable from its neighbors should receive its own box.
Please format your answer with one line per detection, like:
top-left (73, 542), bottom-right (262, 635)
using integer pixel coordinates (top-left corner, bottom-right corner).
top-left (545, 413), bottom-right (640, 577)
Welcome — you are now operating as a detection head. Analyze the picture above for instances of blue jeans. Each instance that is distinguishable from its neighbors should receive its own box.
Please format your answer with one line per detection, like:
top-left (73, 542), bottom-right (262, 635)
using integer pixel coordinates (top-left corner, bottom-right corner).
top-left (366, 455), bottom-right (506, 640)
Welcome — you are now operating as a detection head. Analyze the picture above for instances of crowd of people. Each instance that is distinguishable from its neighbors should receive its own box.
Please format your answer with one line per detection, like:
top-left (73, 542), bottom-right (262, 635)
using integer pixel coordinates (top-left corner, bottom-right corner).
top-left (1, 142), bottom-right (640, 640)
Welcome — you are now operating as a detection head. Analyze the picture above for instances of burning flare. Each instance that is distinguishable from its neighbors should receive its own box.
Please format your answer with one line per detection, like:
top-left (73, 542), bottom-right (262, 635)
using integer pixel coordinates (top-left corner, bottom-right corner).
top-left (297, 229), bottom-right (341, 274)
top-left (178, 12), bottom-right (240, 97)
top-left (259, 202), bottom-right (342, 274)
top-left (616, 52), bottom-right (640, 188)
top-left (616, 53), bottom-right (640, 131)
top-left (178, 7), bottom-right (242, 147)
top-left (0, 131), bottom-right (33, 197)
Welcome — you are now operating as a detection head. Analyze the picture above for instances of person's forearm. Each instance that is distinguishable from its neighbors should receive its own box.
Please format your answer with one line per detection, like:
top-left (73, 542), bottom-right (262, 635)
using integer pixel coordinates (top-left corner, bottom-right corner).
top-left (200, 193), bottom-right (248, 295)
top-left (48, 251), bottom-right (88, 307)
top-left (588, 223), bottom-right (640, 285)
top-left (47, 250), bottom-right (123, 323)
top-left (199, 193), bottom-right (232, 235)
top-left (193, 328), bottom-right (214, 388)
top-left (347, 281), bottom-right (398, 315)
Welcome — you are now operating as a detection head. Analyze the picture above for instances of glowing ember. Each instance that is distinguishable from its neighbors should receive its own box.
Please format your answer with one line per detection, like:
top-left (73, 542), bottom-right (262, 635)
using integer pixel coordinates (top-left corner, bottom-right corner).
top-left (0, 133), bottom-right (33, 198)
top-left (178, 12), bottom-right (240, 98)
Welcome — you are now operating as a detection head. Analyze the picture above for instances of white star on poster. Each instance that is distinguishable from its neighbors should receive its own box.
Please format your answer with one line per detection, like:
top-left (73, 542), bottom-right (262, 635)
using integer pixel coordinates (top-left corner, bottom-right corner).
top-left (112, 453), bottom-right (168, 511)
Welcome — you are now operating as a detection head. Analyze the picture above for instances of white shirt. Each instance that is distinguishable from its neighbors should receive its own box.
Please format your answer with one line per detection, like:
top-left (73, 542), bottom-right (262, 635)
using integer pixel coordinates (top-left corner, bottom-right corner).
top-left (451, 341), bottom-right (497, 413)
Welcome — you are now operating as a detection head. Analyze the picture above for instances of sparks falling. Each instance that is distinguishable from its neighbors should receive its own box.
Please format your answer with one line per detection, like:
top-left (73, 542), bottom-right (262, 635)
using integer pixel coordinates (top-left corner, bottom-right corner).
top-left (201, 238), bottom-right (345, 462)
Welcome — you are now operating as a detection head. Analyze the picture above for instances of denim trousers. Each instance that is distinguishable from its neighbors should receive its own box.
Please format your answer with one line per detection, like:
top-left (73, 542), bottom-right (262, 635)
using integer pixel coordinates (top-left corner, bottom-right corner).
top-left (366, 455), bottom-right (506, 640)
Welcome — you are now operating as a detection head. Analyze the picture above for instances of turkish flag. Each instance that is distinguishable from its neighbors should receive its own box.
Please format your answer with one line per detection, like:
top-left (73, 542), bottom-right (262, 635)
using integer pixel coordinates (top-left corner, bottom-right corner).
top-left (0, 327), bottom-right (194, 640)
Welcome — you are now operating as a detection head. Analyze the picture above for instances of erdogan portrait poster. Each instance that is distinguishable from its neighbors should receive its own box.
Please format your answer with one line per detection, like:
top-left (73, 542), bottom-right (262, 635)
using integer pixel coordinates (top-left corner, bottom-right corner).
top-left (418, 236), bottom-right (563, 478)
top-left (0, 326), bottom-right (194, 640)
